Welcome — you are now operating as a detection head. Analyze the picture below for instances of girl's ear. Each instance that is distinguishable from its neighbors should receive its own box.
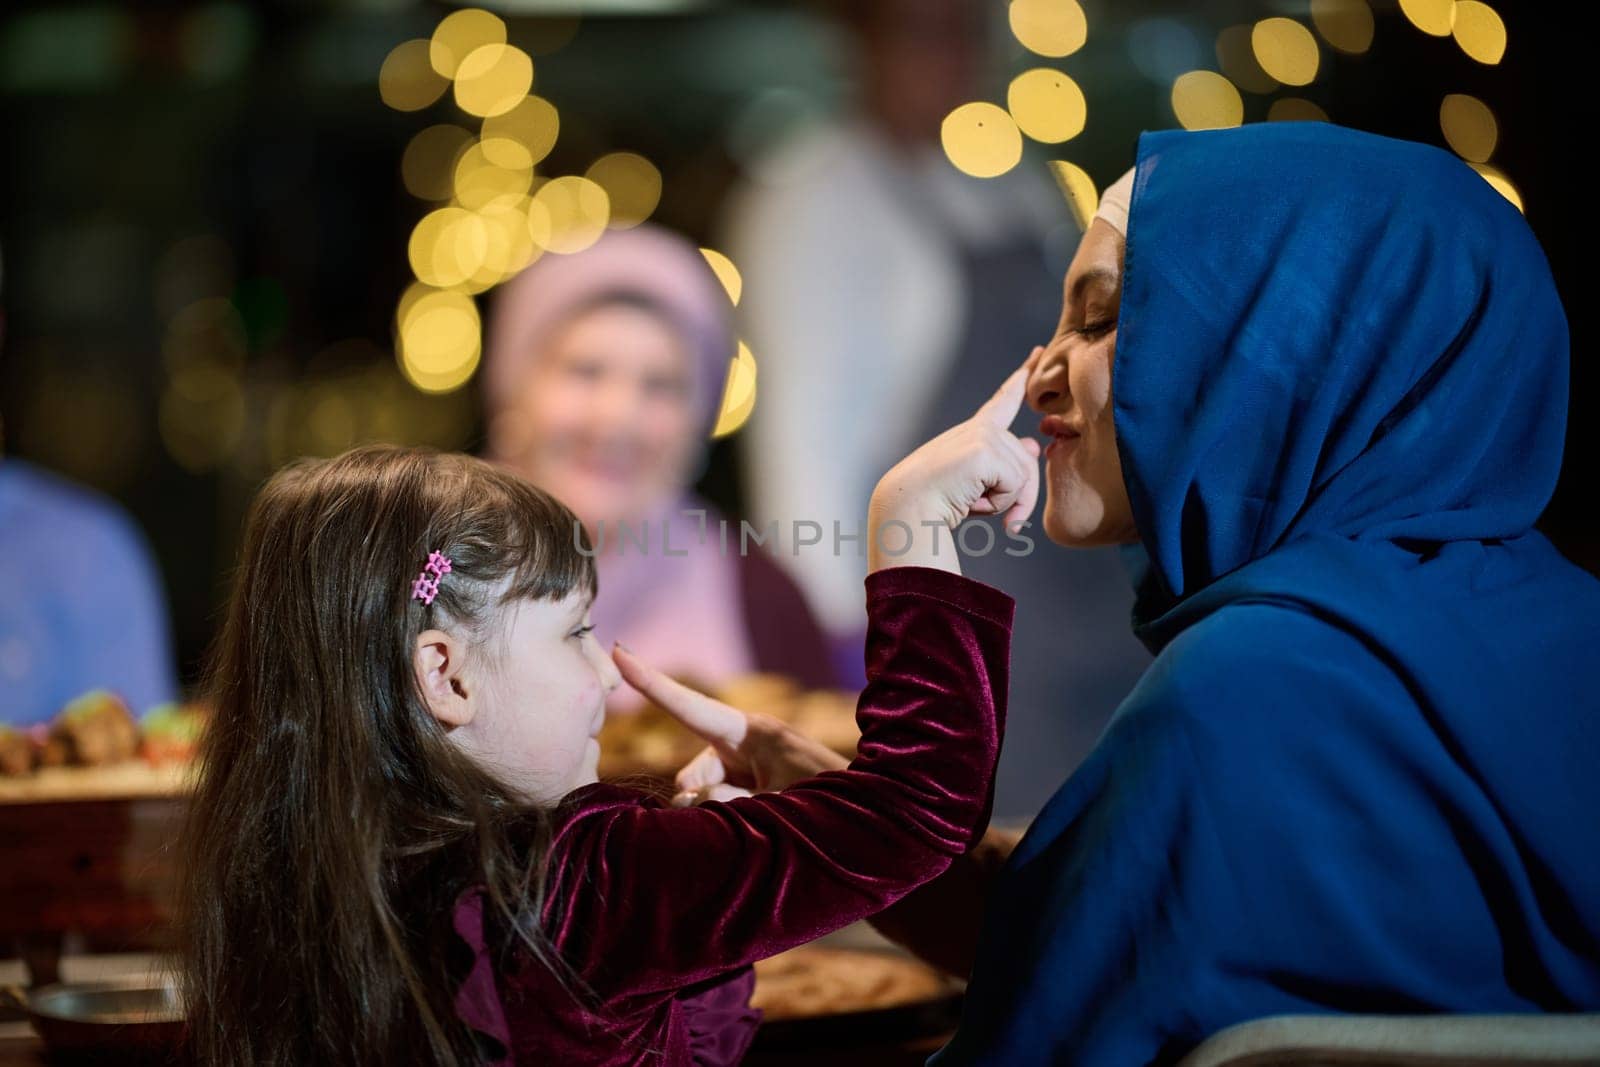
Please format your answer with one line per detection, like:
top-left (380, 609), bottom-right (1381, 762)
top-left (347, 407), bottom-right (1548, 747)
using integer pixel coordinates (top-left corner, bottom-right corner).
top-left (415, 629), bottom-right (475, 728)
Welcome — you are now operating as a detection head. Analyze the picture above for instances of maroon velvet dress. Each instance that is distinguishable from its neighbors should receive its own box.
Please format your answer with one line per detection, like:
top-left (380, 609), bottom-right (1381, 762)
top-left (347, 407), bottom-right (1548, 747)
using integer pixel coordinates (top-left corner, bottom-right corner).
top-left (451, 566), bottom-right (1013, 1065)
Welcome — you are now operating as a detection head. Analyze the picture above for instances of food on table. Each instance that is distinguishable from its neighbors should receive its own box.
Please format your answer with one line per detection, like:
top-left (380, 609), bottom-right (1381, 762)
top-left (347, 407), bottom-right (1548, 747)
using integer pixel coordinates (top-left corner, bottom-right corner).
top-left (0, 726), bottom-right (35, 776)
top-left (140, 703), bottom-right (208, 766)
top-left (751, 945), bottom-right (950, 1021)
top-left (597, 673), bottom-right (862, 781)
top-left (49, 690), bottom-right (141, 766)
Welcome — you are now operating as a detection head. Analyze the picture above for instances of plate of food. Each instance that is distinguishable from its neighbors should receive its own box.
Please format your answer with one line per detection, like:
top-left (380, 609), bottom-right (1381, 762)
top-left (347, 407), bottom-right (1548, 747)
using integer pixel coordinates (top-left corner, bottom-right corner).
top-left (749, 944), bottom-right (962, 1049)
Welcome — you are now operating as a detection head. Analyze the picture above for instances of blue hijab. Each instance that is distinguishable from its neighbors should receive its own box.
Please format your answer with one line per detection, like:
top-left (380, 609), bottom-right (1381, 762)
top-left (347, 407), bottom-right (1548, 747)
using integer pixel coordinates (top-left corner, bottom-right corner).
top-left (933, 123), bottom-right (1600, 1066)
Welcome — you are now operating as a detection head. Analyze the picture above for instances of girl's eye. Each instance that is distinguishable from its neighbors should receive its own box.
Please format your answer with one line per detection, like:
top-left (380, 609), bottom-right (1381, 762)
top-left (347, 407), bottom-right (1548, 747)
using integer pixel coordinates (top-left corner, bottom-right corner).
top-left (570, 624), bottom-right (596, 641)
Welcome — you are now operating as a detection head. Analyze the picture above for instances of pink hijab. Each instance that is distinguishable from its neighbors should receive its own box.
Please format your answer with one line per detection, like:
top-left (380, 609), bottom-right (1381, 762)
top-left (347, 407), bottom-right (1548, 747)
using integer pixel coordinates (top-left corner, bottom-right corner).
top-left (482, 225), bottom-right (754, 712)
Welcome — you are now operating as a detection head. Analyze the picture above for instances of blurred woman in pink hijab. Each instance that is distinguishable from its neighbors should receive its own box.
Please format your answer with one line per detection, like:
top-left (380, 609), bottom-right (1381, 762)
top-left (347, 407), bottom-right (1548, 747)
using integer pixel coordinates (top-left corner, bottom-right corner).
top-left (482, 224), bottom-right (837, 713)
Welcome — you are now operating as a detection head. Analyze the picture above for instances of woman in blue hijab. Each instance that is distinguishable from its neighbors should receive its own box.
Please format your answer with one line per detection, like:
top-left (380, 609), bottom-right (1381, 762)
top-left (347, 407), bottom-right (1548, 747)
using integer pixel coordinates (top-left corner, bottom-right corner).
top-left (885, 122), bottom-right (1600, 1064)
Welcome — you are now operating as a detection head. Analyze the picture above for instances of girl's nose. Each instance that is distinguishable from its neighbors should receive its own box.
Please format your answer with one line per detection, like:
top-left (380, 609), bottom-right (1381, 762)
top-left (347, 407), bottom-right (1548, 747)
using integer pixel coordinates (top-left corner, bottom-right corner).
top-left (594, 641), bottom-right (623, 695)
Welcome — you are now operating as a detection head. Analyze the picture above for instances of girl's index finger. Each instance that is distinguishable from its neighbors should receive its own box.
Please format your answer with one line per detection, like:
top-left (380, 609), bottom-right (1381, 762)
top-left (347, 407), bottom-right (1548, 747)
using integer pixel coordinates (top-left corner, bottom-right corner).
top-left (611, 644), bottom-right (748, 747)
top-left (975, 365), bottom-right (1030, 430)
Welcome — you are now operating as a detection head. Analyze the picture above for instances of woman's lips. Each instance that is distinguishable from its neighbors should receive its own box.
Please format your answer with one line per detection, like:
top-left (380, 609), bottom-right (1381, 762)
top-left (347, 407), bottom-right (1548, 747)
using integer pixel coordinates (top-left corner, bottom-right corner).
top-left (1040, 415), bottom-right (1083, 458)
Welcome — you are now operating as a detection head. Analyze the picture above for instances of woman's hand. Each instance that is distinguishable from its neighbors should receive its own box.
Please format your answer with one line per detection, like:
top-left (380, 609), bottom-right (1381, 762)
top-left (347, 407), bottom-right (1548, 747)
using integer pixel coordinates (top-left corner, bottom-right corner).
top-left (867, 350), bottom-right (1043, 576)
top-left (612, 645), bottom-right (850, 806)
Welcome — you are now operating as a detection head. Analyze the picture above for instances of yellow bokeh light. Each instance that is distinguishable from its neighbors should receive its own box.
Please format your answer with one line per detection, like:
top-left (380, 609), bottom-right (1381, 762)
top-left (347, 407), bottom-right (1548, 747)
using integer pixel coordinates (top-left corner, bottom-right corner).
top-left (1007, 69), bottom-right (1087, 144)
top-left (1470, 163), bottom-right (1523, 213)
top-left (1252, 18), bottom-right (1319, 87)
top-left (453, 44), bottom-right (534, 119)
top-left (466, 197), bottom-right (540, 290)
top-left (1453, 1), bottom-right (1506, 64)
top-left (587, 152), bottom-right (662, 229)
top-left (1171, 72), bottom-right (1244, 130)
top-left (397, 282), bottom-right (432, 332)
top-left (712, 342), bottom-right (758, 439)
top-left (699, 248), bottom-right (742, 305)
top-left (1310, 0), bottom-right (1375, 55)
top-left (1398, 0), bottom-right (1455, 37)
top-left (379, 39), bottom-right (448, 113)
top-left (1439, 94), bottom-right (1497, 163)
top-left (1216, 26), bottom-right (1278, 95)
top-left (160, 365), bottom-right (246, 473)
top-left (398, 288), bottom-right (482, 394)
top-left (430, 8), bottom-right (505, 78)
top-left (533, 176), bottom-right (611, 255)
top-left (1046, 161), bottom-right (1098, 232)
top-left (941, 102), bottom-right (1023, 179)
top-left (481, 95), bottom-right (560, 170)
top-left (453, 141), bottom-right (534, 211)
top-left (1008, 0), bottom-right (1088, 59)
top-left (410, 206), bottom-right (491, 289)
top-left (402, 124), bottom-right (473, 202)
top-left (163, 297), bottom-right (247, 374)
top-left (1268, 98), bottom-right (1331, 123)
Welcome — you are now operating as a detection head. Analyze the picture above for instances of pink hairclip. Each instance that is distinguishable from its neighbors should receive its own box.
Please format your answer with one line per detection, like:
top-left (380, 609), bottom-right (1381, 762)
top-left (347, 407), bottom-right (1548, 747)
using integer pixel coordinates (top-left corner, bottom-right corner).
top-left (411, 550), bottom-right (453, 606)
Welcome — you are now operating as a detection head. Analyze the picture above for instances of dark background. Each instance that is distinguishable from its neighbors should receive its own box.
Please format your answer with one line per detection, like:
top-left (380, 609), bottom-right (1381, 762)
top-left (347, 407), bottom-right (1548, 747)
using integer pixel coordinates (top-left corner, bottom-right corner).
top-left (1, 0), bottom-right (1588, 691)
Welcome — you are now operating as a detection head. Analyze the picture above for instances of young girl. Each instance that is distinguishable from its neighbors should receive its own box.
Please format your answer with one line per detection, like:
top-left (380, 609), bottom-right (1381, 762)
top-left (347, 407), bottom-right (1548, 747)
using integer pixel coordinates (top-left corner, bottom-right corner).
top-left (178, 367), bottom-right (1039, 1066)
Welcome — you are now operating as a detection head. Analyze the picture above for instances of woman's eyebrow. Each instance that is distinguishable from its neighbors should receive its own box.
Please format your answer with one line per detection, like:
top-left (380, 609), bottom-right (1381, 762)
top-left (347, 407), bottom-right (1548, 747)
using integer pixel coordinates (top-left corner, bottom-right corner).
top-left (1067, 266), bottom-right (1120, 307)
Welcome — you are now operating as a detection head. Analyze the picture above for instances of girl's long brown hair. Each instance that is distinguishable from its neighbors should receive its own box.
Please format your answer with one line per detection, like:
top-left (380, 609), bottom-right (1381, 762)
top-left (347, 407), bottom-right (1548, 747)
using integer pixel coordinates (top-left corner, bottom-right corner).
top-left (178, 445), bottom-right (597, 1066)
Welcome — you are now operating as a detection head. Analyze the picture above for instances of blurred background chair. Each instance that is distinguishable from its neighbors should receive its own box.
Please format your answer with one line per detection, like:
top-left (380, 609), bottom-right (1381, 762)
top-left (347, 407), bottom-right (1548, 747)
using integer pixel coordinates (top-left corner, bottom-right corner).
top-left (1177, 1013), bottom-right (1600, 1067)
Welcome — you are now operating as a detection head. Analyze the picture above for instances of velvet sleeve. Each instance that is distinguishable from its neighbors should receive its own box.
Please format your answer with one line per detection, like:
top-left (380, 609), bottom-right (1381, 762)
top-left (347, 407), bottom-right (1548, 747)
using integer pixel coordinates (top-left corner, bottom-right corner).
top-left (542, 566), bottom-right (1013, 1001)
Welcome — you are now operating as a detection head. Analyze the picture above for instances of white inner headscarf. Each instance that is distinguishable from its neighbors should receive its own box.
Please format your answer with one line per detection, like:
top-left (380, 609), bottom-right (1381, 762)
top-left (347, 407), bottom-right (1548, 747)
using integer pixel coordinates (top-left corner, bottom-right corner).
top-left (1092, 167), bottom-right (1137, 237)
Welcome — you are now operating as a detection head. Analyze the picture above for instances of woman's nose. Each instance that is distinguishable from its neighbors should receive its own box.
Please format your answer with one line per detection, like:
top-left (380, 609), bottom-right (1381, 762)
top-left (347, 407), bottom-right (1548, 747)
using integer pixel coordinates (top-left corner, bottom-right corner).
top-left (1028, 359), bottom-right (1067, 411)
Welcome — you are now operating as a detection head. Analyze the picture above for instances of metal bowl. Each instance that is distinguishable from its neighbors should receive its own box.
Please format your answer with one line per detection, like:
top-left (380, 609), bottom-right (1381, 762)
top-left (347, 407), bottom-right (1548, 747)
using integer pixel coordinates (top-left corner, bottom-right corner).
top-left (2, 977), bottom-right (183, 1062)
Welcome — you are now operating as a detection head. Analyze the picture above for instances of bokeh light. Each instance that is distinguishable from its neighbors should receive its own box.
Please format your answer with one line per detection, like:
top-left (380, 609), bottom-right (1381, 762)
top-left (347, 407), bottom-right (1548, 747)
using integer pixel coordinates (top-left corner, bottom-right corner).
top-left (402, 124), bottom-right (473, 202)
top-left (712, 342), bottom-right (758, 439)
top-left (1046, 161), bottom-right (1098, 231)
top-left (1251, 18), bottom-right (1320, 87)
top-left (1470, 163), bottom-right (1523, 213)
top-left (1399, 0), bottom-right (1455, 38)
top-left (453, 141), bottom-right (534, 210)
top-left (1216, 26), bottom-right (1277, 95)
top-left (1268, 98), bottom-right (1331, 123)
top-left (409, 206), bottom-right (489, 289)
top-left (481, 95), bottom-right (560, 170)
top-left (453, 44), bottom-right (534, 119)
top-left (1267, 97), bottom-right (1331, 123)
top-left (397, 286), bottom-right (482, 394)
top-left (1310, 0), bottom-right (1375, 55)
top-left (1171, 71), bottom-right (1244, 130)
top-left (1453, 1), bottom-right (1506, 65)
top-left (587, 152), bottom-right (662, 229)
top-left (699, 248), bottom-right (742, 305)
top-left (533, 176), bottom-right (611, 254)
top-left (429, 8), bottom-right (506, 78)
top-left (1009, 0), bottom-right (1088, 59)
top-left (163, 297), bottom-right (247, 375)
top-left (1007, 69), bottom-right (1087, 144)
top-left (160, 365), bottom-right (246, 473)
top-left (466, 197), bottom-right (540, 290)
top-left (378, 39), bottom-right (448, 113)
top-left (941, 102), bottom-right (1023, 179)
top-left (1440, 93), bottom-right (1497, 162)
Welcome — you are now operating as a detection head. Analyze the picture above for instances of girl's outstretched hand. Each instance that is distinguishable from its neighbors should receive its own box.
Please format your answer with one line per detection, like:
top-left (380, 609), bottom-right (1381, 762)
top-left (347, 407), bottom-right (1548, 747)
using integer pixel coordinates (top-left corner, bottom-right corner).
top-left (612, 644), bottom-right (849, 807)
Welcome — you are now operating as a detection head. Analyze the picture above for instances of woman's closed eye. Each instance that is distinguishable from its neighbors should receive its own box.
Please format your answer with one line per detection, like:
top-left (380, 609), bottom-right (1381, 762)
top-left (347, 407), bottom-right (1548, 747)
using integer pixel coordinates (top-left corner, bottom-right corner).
top-left (1072, 320), bottom-right (1116, 340)
top-left (569, 624), bottom-right (596, 641)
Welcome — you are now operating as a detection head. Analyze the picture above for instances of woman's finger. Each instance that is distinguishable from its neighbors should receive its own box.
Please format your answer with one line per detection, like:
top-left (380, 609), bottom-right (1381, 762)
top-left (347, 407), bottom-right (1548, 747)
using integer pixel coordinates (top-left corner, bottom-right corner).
top-left (612, 645), bottom-right (749, 747)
